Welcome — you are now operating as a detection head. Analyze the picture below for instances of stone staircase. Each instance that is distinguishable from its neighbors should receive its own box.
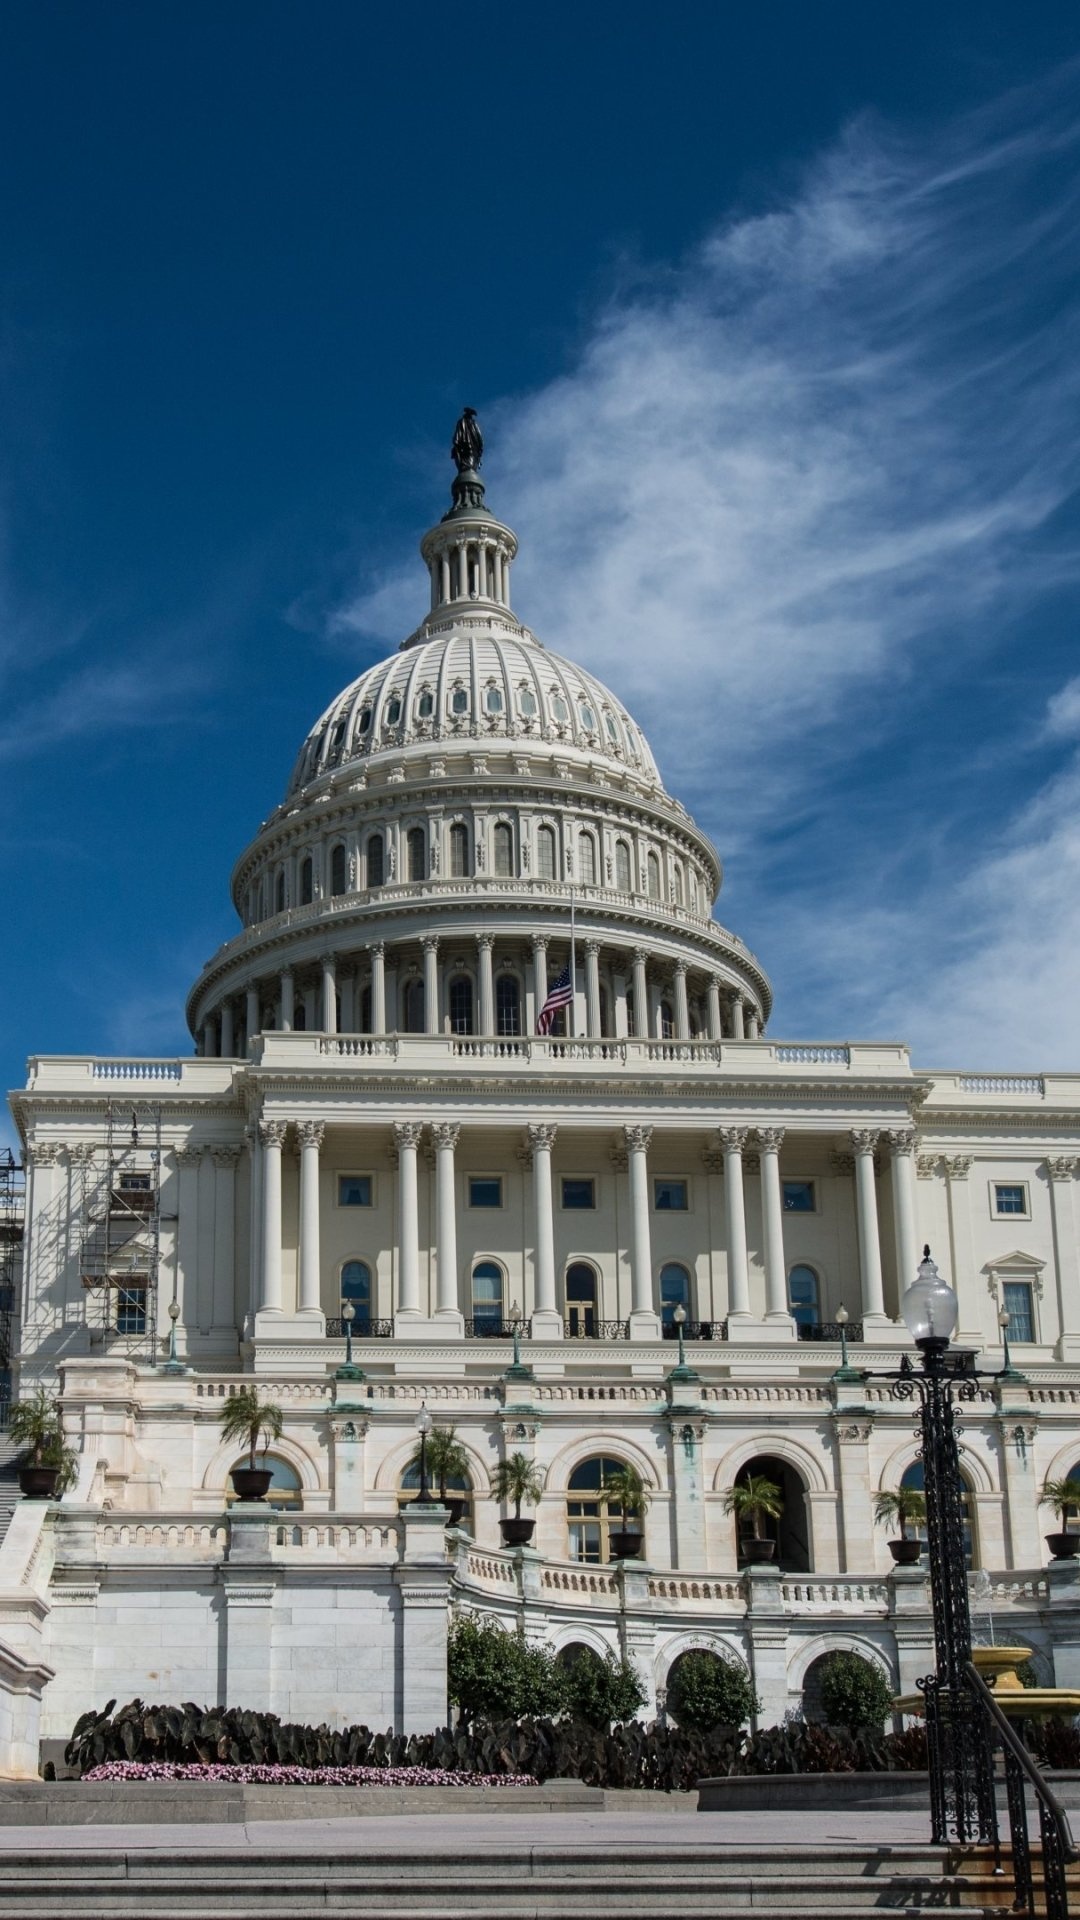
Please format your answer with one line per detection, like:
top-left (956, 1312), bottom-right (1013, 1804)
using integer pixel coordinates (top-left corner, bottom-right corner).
top-left (0, 1838), bottom-right (1029, 1920)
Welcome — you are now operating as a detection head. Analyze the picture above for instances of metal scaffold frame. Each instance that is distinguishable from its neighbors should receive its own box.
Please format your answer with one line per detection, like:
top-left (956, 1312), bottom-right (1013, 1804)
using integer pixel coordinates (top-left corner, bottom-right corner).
top-left (79, 1104), bottom-right (163, 1366)
top-left (0, 1149), bottom-right (25, 1424)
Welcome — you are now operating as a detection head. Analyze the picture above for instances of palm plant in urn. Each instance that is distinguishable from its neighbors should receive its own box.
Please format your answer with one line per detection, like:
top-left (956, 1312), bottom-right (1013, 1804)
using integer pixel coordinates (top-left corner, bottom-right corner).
top-left (874, 1487), bottom-right (927, 1565)
top-left (491, 1451), bottom-right (544, 1546)
top-left (725, 1472), bottom-right (784, 1564)
top-left (1041, 1477), bottom-right (1080, 1560)
top-left (8, 1386), bottom-right (79, 1500)
top-left (219, 1386), bottom-right (284, 1501)
top-left (602, 1463), bottom-right (651, 1560)
top-left (408, 1423), bottom-right (471, 1526)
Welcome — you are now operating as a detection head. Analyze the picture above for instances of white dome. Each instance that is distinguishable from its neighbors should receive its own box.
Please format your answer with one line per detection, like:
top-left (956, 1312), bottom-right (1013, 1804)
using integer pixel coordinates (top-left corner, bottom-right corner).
top-left (286, 624), bottom-right (662, 798)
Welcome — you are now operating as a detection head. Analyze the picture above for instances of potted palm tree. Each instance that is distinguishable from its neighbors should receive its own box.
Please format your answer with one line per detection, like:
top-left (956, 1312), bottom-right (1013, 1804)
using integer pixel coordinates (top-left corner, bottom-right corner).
top-left (8, 1386), bottom-right (79, 1500)
top-left (219, 1386), bottom-right (284, 1501)
top-left (725, 1472), bottom-right (784, 1564)
top-left (492, 1451), bottom-right (544, 1546)
top-left (1040, 1477), bottom-right (1080, 1560)
top-left (602, 1463), bottom-right (650, 1560)
top-left (408, 1422), bottom-right (471, 1525)
top-left (874, 1487), bottom-right (927, 1565)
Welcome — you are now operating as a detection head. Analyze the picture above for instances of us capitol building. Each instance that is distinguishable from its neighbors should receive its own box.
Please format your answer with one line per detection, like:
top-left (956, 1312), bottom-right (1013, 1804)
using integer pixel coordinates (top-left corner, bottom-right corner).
top-left (1, 415), bottom-right (1079, 1774)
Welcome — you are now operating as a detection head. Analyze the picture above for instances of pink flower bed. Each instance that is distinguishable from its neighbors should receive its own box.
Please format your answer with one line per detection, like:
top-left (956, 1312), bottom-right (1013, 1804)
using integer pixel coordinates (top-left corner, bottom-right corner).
top-left (83, 1761), bottom-right (538, 1787)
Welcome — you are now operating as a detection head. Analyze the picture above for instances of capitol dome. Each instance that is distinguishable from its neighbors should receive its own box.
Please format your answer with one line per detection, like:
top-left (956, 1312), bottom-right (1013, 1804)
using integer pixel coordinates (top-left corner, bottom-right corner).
top-left (187, 415), bottom-right (772, 1051)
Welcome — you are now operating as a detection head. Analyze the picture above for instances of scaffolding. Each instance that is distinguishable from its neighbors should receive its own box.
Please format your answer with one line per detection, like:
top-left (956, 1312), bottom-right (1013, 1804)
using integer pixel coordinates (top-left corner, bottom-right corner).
top-left (0, 1150), bottom-right (25, 1423)
top-left (80, 1104), bottom-right (163, 1365)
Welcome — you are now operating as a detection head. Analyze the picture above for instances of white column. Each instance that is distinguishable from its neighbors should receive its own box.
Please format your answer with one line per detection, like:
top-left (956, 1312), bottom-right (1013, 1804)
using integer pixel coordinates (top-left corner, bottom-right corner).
top-left (371, 943), bottom-right (386, 1035)
top-left (457, 541), bottom-right (468, 599)
top-left (758, 1128), bottom-right (792, 1324)
top-left (257, 1120), bottom-right (287, 1316)
top-left (440, 552), bottom-right (451, 604)
top-left (673, 963), bottom-right (690, 1041)
top-left (851, 1130), bottom-right (886, 1322)
top-left (707, 975), bottom-right (722, 1043)
top-left (433, 1122), bottom-right (462, 1323)
top-left (632, 948), bottom-right (649, 1039)
top-left (625, 1125), bottom-right (659, 1336)
top-left (279, 969), bottom-right (294, 1032)
top-left (422, 935), bottom-right (440, 1035)
top-left (719, 1127), bottom-right (751, 1318)
top-left (394, 1121), bottom-right (422, 1319)
top-left (527, 1123), bottom-right (562, 1337)
top-left (477, 934), bottom-right (494, 1036)
top-left (1047, 1158), bottom-right (1080, 1358)
top-left (201, 1017), bottom-right (216, 1058)
top-left (532, 935), bottom-right (548, 1032)
top-left (297, 1120), bottom-right (324, 1318)
top-left (211, 1145), bottom-right (241, 1335)
top-left (321, 956), bottom-right (337, 1034)
top-left (494, 548), bottom-right (504, 603)
top-left (245, 984), bottom-right (260, 1046)
top-left (746, 1007), bottom-right (760, 1040)
top-left (219, 1000), bottom-right (235, 1058)
top-left (730, 995), bottom-right (745, 1040)
top-left (887, 1128), bottom-right (919, 1298)
top-left (584, 940), bottom-right (601, 1038)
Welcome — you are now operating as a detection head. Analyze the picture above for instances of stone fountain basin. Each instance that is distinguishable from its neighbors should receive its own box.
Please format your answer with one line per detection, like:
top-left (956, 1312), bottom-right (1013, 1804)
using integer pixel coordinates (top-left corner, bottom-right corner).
top-left (893, 1645), bottom-right (1080, 1720)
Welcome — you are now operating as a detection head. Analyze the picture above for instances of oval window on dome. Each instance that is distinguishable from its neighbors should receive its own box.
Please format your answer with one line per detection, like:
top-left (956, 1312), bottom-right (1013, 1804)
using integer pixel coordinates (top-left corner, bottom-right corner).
top-left (451, 687), bottom-right (469, 715)
top-left (330, 717), bottom-right (347, 750)
top-left (386, 696), bottom-right (402, 726)
top-left (519, 687), bottom-right (537, 717)
top-left (552, 695), bottom-right (569, 724)
top-left (417, 690), bottom-right (434, 719)
top-left (624, 722), bottom-right (639, 759)
top-left (579, 703), bottom-right (596, 731)
top-left (358, 708), bottom-right (372, 736)
top-left (605, 712), bottom-right (619, 743)
top-left (486, 685), bottom-right (504, 714)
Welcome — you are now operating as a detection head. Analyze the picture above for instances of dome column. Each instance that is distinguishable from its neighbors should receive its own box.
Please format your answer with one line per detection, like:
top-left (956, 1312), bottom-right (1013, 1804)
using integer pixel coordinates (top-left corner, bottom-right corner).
top-left (625, 1125), bottom-right (660, 1337)
top-left (531, 935), bottom-right (549, 1034)
top-left (584, 940), bottom-right (602, 1039)
top-left (673, 963), bottom-right (690, 1042)
top-left (729, 994), bottom-right (745, 1040)
top-left (477, 935), bottom-right (495, 1037)
top-left (746, 1006), bottom-right (761, 1039)
top-left (526, 1124), bottom-right (563, 1339)
top-left (422, 936), bottom-right (440, 1036)
top-left (706, 976), bottom-right (722, 1043)
top-left (370, 943), bottom-right (386, 1036)
top-left (321, 957), bottom-right (337, 1035)
top-left (280, 969), bottom-right (295, 1033)
top-left (632, 949), bottom-right (649, 1042)
top-left (219, 1001), bottom-right (235, 1058)
top-left (246, 984), bottom-right (260, 1047)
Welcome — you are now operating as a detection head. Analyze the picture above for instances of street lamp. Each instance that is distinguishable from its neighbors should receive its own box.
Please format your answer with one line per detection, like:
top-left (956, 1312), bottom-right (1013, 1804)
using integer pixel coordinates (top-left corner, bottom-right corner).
top-left (864, 1246), bottom-right (999, 1846)
top-left (997, 1303), bottom-right (1024, 1384)
top-left (416, 1404), bottom-right (433, 1504)
top-left (162, 1297), bottom-right (187, 1377)
top-left (667, 1301), bottom-right (699, 1388)
top-left (335, 1300), bottom-right (364, 1383)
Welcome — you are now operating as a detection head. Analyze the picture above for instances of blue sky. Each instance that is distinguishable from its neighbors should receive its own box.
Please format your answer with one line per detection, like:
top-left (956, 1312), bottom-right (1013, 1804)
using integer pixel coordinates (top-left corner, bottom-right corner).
top-left (3, 6), bottom-right (1080, 1135)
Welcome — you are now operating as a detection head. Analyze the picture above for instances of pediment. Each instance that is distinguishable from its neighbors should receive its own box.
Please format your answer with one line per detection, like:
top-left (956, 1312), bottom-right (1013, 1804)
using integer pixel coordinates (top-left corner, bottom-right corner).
top-left (982, 1249), bottom-right (1045, 1274)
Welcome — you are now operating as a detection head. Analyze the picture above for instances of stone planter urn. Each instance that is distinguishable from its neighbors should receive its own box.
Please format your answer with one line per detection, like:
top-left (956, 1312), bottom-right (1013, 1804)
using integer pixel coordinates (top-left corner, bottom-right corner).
top-left (740, 1538), bottom-right (777, 1565)
top-left (230, 1466), bottom-right (273, 1502)
top-left (1045, 1532), bottom-right (1080, 1561)
top-left (500, 1517), bottom-right (535, 1547)
top-left (888, 1538), bottom-right (923, 1566)
top-left (18, 1465), bottom-right (60, 1500)
top-left (610, 1528), bottom-right (644, 1560)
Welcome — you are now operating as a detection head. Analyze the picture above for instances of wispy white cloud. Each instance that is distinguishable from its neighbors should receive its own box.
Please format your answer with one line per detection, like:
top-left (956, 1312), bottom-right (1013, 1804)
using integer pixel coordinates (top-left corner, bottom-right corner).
top-left (334, 66), bottom-right (1080, 1067)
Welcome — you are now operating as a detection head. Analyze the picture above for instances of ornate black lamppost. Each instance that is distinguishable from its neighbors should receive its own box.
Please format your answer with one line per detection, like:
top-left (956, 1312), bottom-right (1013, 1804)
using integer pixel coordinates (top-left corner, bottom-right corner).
top-left (335, 1300), bottom-right (364, 1383)
top-left (864, 1247), bottom-right (1000, 1846)
top-left (415, 1404), bottom-right (433, 1504)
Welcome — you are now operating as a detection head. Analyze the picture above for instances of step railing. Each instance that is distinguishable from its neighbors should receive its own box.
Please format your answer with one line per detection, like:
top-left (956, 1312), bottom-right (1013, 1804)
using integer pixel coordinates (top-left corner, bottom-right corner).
top-left (963, 1657), bottom-right (1077, 1920)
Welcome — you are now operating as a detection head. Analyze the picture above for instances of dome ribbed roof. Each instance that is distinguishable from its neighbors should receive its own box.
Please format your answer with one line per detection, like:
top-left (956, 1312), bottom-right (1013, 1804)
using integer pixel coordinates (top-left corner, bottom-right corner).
top-left (286, 624), bottom-right (662, 798)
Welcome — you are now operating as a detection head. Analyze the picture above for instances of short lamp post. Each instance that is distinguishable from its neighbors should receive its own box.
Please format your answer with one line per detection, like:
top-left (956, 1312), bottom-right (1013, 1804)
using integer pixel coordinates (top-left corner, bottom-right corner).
top-left (335, 1300), bottom-right (364, 1383)
top-left (416, 1404), bottom-right (433, 1504)
top-left (997, 1303), bottom-right (1025, 1385)
top-left (864, 1247), bottom-right (1001, 1846)
top-left (162, 1297), bottom-right (187, 1377)
top-left (667, 1302), bottom-right (699, 1388)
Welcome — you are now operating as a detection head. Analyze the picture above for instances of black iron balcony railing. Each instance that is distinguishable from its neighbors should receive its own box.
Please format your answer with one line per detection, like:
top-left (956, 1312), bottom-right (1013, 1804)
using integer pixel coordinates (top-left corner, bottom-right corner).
top-left (661, 1320), bottom-right (727, 1341)
top-left (564, 1319), bottom-right (631, 1341)
top-left (325, 1317), bottom-right (393, 1339)
top-left (798, 1320), bottom-right (864, 1342)
top-left (463, 1318), bottom-right (518, 1338)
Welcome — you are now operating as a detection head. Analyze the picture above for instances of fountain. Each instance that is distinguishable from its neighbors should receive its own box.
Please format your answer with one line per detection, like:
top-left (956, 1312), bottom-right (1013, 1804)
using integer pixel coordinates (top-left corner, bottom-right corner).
top-left (894, 1646), bottom-right (1080, 1720)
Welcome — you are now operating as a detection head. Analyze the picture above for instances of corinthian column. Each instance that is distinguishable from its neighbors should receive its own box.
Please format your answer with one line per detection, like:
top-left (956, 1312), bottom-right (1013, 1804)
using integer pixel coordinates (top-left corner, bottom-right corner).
top-left (718, 1127), bottom-right (751, 1318)
top-left (526, 1124), bottom-right (562, 1338)
top-left (422, 935), bottom-right (440, 1036)
top-left (758, 1128), bottom-right (792, 1324)
top-left (625, 1125), bottom-right (660, 1337)
top-left (584, 940), bottom-right (602, 1038)
top-left (673, 962), bottom-right (690, 1041)
top-left (432, 1122), bottom-right (463, 1325)
top-left (886, 1128), bottom-right (919, 1298)
top-left (851, 1131), bottom-right (886, 1322)
top-left (394, 1121), bottom-right (423, 1319)
top-left (257, 1120), bottom-right (287, 1316)
top-left (477, 934), bottom-right (495, 1036)
top-left (297, 1121), bottom-right (325, 1320)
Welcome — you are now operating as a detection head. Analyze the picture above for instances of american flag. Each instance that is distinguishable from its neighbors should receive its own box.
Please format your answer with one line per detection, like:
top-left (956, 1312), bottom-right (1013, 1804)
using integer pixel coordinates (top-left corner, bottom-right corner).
top-left (536, 967), bottom-right (573, 1035)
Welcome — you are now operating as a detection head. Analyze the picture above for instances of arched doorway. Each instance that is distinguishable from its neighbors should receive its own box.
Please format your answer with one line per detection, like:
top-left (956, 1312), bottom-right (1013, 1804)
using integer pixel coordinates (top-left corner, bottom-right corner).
top-left (565, 1261), bottom-right (598, 1337)
top-left (731, 1454), bottom-right (810, 1571)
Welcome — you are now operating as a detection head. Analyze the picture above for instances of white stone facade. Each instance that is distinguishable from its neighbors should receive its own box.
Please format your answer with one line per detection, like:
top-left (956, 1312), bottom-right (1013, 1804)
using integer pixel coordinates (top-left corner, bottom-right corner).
top-left (3, 440), bottom-right (1080, 1770)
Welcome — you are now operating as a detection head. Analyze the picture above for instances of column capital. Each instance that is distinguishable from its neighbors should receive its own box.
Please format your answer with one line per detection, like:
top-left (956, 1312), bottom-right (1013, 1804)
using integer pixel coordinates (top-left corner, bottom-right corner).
top-left (27, 1141), bottom-right (60, 1167)
top-left (68, 1142), bottom-right (97, 1166)
top-left (850, 1129), bottom-right (880, 1156)
top-left (279, 963), bottom-right (294, 980)
top-left (258, 1120), bottom-right (288, 1150)
top-left (885, 1127), bottom-right (917, 1156)
top-left (701, 1149), bottom-right (724, 1176)
top-left (717, 1126), bottom-right (750, 1154)
top-left (211, 1145), bottom-right (243, 1167)
top-left (527, 1123), bottom-right (558, 1153)
top-left (297, 1121), bottom-right (325, 1151)
top-left (624, 1124), bottom-right (653, 1153)
top-left (368, 941), bottom-right (385, 959)
top-left (1046, 1156), bottom-right (1080, 1182)
top-left (421, 933), bottom-right (440, 954)
top-left (320, 951), bottom-right (336, 970)
top-left (632, 945), bottom-right (650, 965)
top-left (942, 1154), bottom-right (973, 1181)
top-left (584, 938), bottom-right (601, 957)
top-left (393, 1121), bottom-right (424, 1152)
top-left (531, 932), bottom-right (550, 953)
top-left (673, 959), bottom-right (688, 978)
top-left (431, 1122), bottom-right (461, 1151)
top-left (476, 932), bottom-right (494, 953)
top-left (177, 1144), bottom-right (204, 1167)
top-left (756, 1127), bottom-right (785, 1153)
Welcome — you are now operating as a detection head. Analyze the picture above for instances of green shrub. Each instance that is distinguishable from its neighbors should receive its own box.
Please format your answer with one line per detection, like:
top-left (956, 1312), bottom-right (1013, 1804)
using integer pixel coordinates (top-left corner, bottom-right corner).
top-left (666, 1651), bottom-right (760, 1731)
top-left (817, 1652), bottom-right (894, 1730)
top-left (560, 1647), bottom-right (645, 1728)
top-left (447, 1615), bottom-right (563, 1723)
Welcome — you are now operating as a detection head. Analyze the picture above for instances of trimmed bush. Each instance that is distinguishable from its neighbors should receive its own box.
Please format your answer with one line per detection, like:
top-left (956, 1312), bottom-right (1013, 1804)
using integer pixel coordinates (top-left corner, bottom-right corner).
top-left (666, 1652), bottom-right (760, 1731)
top-left (448, 1615), bottom-right (564, 1723)
top-left (560, 1647), bottom-right (645, 1728)
top-left (817, 1653), bottom-right (895, 1731)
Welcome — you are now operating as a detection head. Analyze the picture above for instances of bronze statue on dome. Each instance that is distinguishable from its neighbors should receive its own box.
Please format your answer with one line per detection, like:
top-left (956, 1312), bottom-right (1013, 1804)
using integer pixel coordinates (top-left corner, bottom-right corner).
top-left (451, 407), bottom-right (483, 473)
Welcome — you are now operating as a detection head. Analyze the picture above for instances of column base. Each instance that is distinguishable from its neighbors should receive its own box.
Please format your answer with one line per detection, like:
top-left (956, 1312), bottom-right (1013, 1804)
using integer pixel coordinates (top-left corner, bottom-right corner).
top-left (1057, 1335), bottom-right (1080, 1362)
top-left (433, 1309), bottom-right (466, 1337)
top-left (726, 1315), bottom-right (798, 1343)
top-left (394, 1313), bottom-right (463, 1341)
top-left (628, 1309), bottom-right (661, 1340)
top-left (529, 1309), bottom-right (564, 1341)
top-left (253, 1310), bottom-right (326, 1340)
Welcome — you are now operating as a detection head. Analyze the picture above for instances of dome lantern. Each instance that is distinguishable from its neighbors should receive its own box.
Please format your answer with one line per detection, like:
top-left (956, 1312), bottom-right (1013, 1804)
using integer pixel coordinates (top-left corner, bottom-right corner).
top-left (417, 408), bottom-right (518, 627)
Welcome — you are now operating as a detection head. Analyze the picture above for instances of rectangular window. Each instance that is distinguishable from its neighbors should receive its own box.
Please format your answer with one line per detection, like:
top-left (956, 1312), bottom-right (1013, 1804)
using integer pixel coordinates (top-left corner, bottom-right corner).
top-left (561, 1177), bottom-right (596, 1210)
top-left (338, 1174), bottom-right (374, 1208)
top-left (654, 1178), bottom-right (688, 1211)
top-left (783, 1180), bottom-right (816, 1213)
top-left (992, 1182), bottom-right (1029, 1218)
top-left (118, 1172), bottom-right (152, 1192)
top-left (1002, 1280), bottom-right (1036, 1344)
top-left (116, 1286), bottom-right (147, 1335)
top-left (468, 1176), bottom-right (503, 1209)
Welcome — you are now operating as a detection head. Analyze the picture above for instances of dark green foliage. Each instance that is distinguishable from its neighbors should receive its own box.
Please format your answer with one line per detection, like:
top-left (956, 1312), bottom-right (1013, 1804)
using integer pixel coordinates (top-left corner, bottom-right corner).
top-left (447, 1616), bottom-right (564, 1723)
top-left (65, 1699), bottom-right (930, 1788)
top-left (666, 1652), bottom-right (760, 1731)
top-left (817, 1653), bottom-right (895, 1731)
top-left (1026, 1718), bottom-right (1080, 1769)
top-left (559, 1647), bottom-right (646, 1728)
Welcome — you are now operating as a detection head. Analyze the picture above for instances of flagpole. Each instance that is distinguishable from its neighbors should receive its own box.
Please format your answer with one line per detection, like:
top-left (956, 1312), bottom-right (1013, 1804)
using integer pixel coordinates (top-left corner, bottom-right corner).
top-left (569, 889), bottom-right (576, 1037)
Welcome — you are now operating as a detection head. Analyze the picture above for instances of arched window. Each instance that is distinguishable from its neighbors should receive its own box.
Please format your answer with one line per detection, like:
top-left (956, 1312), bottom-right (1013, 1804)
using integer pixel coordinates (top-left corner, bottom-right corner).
top-left (400, 1458), bottom-right (472, 1528)
top-left (366, 834), bottom-right (384, 889)
top-left (299, 856), bottom-right (313, 906)
top-left (615, 840), bottom-right (632, 891)
top-left (451, 686), bottom-right (469, 716)
top-left (407, 828), bottom-right (426, 883)
top-left (519, 686), bottom-right (537, 718)
top-left (901, 1461), bottom-right (976, 1566)
top-left (567, 1456), bottom-right (632, 1564)
top-left (578, 833), bottom-right (597, 887)
top-left (358, 706), bottom-right (372, 736)
top-left (485, 684), bottom-right (504, 714)
top-left (732, 1455), bottom-right (810, 1571)
top-left (647, 852), bottom-right (661, 899)
top-left (449, 975), bottom-right (474, 1035)
top-left (403, 978), bottom-right (425, 1033)
top-left (275, 869), bottom-right (286, 914)
top-left (330, 844), bottom-right (347, 896)
top-left (660, 1000), bottom-right (675, 1039)
top-left (537, 825), bottom-right (557, 880)
top-left (496, 975), bottom-right (520, 1036)
top-left (341, 1258), bottom-right (372, 1328)
top-left (660, 1262), bottom-right (691, 1331)
top-left (471, 1260), bottom-right (504, 1335)
top-left (626, 990), bottom-right (636, 1038)
top-left (565, 1261), bottom-right (598, 1338)
top-left (417, 689), bottom-right (434, 719)
top-left (450, 823), bottom-right (470, 878)
top-left (673, 864), bottom-right (684, 907)
top-left (386, 695), bottom-right (402, 727)
top-left (788, 1264), bottom-right (820, 1329)
top-left (493, 823), bottom-right (514, 877)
